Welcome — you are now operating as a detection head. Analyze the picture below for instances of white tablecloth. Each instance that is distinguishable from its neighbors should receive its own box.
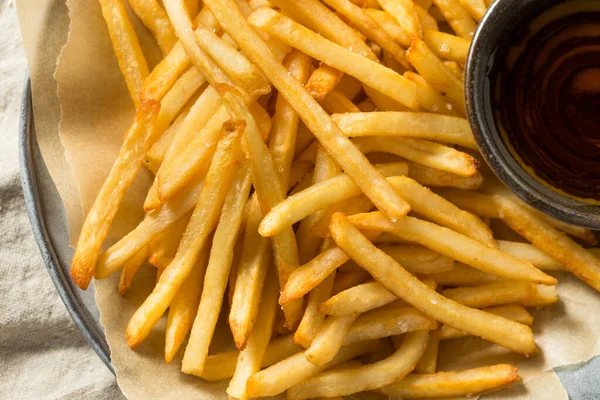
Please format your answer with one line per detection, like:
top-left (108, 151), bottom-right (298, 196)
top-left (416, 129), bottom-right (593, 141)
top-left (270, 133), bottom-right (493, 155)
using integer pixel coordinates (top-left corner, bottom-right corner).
top-left (0, 1), bottom-right (122, 398)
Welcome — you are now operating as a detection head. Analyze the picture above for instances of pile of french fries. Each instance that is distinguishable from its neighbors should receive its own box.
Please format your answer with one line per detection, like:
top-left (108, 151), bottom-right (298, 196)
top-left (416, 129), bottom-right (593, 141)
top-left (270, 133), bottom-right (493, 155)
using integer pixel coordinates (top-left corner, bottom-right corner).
top-left (70, 0), bottom-right (600, 398)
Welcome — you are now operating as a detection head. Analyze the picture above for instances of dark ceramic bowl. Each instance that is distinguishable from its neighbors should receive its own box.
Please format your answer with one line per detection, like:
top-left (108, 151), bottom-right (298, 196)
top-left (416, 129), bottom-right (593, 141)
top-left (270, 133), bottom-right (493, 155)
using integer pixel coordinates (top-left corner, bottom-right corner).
top-left (465, 0), bottom-right (600, 229)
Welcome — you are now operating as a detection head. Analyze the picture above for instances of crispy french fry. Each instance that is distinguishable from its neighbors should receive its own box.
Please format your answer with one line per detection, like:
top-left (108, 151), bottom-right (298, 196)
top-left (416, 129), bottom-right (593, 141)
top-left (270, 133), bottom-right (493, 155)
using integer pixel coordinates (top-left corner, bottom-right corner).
top-left (126, 120), bottom-right (244, 348)
top-left (217, 84), bottom-right (304, 330)
top-left (309, 195), bottom-right (375, 239)
top-left (270, 50), bottom-right (313, 187)
top-left (181, 164), bottom-right (252, 375)
top-left (268, 0), bottom-right (376, 61)
top-left (407, 39), bottom-right (466, 116)
top-left (305, 314), bottom-right (359, 366)
top-left (406, 161), bottom-right (482, 189)
top-left (306, 64), bottom-right (345, 101)
top-left (321, 0), bottom-right (411, 67)
top-left (363, 85), bottom-right (410, 112)
top-left (423, 29), bottom-right (470, 64)
top-left (331, 213), bottom-right (538, 355)
top-left (95, 178), bottom-right (204, 279)
top-left (127, 0), bottom-right (177, 54)
top-left (144, 106), bottom-right (189, 173)
top-left (443, 60), bottom-right (464, 81)
top-left (416, 5), bottom-right (439, 30)
top-left (294, 271), bottom-right (337, 349)
top-left (99, 0), bottom-right (150, 107)
top-left (457, 0), bottom-right (486, 20)
top-left (331, 270), bottom-right (373, 295)
top-left (70, 102), bottom-right (159, 289)
top-left (522, 284), bottom-right (558, 307)
top-left (497, 240), bottom-right (565, 272)
top-left (289, 332), bottom-right (430, 399)
top-left (118, 246), bottom-right (148, 295)
top-left (415, 331), bottom-right (440, 374)
top-left (246, 340), bottom-right (382, 397)
top-left (441, 281), bottom-right (540, 309)
top-left (147, 213), bottom-right (190, 269)
top-left (379, 364), bottom-right (520, 398)
top-left (379, 0), bottom-right (423, 38)
top-left (332, 111), bottom-right (476, 149)
top-left (229, 196), bottom-right (271, 350)
top-left (353, 137), bottom-right (478, 177)
top-left (365, 8), bottom-right (411, 47)
top-left (348, 212), bottom-right (556, 285)
top-left (164, 244), bottom-right (210, 362)
top-left (207, 0), bottom-right (415, 222)
top-left (440, 305), bottom-right (533, 340)
top-left (432, 0), bottom-right (477, 38)
top-left (426, 263), bottom-right (499, 286)
top-left (227, 265), bottom-right (279, 400)
top-left (201, 335), bottom-right (302, 381)
top-left (371, 245), bottom-right (454, 274)
top-left (259, 163), bottom-right (408, 237)
top-left (358, 99), bottom-right (377, 112)
top-left (335, 75), bottom-right (364, 101)
top-left (249, 8), bottom-right (418, 109)
top-left (404, 71), bottom-right (458, 116)
top-left (320, 91), bottom-right (362, 114)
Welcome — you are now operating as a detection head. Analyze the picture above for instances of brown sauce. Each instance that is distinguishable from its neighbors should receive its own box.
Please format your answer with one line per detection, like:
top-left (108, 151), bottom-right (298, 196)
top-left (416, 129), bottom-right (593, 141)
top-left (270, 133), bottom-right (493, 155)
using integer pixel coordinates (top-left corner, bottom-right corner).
top-left (494, 2), bottom-right (600, 202)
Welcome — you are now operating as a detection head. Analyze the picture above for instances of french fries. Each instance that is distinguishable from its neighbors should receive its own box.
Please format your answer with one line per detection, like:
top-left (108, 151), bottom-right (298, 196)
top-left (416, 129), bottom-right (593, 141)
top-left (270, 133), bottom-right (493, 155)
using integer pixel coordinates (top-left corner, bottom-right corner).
top-left (78, 1), bottom-right (600, 397)
top-left (379, 364), bottom-right (520, 398)
top-left (99, 0), bottom-right (150, 107)
top-left (71, 101), bottom-right (159, 289)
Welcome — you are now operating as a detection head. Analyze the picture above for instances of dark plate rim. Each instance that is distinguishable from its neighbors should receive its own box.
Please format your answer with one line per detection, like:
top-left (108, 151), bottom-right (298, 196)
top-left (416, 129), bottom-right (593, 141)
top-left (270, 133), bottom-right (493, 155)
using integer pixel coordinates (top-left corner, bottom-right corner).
top-left (18, 75), bottom-right (114, 373)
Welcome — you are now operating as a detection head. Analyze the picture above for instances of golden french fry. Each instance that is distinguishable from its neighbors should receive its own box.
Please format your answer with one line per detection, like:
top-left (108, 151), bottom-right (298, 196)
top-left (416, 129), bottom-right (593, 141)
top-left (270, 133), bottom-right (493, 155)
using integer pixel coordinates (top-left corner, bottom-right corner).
top-left (331, 270), bottom-right (373, 295)
top-left (404, 71), bottom-right (458, 116)
top-left (246, 340), bottom-right (382, 397)
top-left (335, 75), bottom-right (364, 101)
top-left (357, 99), bottom-right (377, 111)
top-left (270, 50), bottom-right (313, 187)
top-left (522, 284), bottom-right (558, 307)
top-left (309, 195), bottom-right (375, 239)
top-left (406, 161), bottom-right (482, 189)
top-left (379, 0), bottom-right (423, 38)
top-left (423, 29), bottom-right (470, 64)
top-left (332, 111), bottom-right (476, 149)
top-left (432, 0), bottom-right (477, 38)
top-left (441, 281), bottom-right (540, 309)
top-left (365, 8), bottom-right (411, 47)
top-left (305, 314), bottom-right (359, 366)
top-left (294, 271), bottom-right (337, 349)
top-left (268, 0), bottom-right (376, 61)
top-left (147, 213), bottom-right (191, 269)
top-left (443, 60), bottom-right (464, 81)
top-left (320, 91), bottom-right (362, 114)
top-left (181, 165), bottom-right (252, 375)
top-left (99, 0), bottom-right (149, 107)
top-left (249, 8), bottom-right (418, 109)
top-left (118, 246), bottom-right (148, 295)
top-left (127, 0), bottom-right (177, 54)
top-left (415, 331), bottom-right (440, 374)
top-left (206, 0), bottom-right (413, 221)
top-left (202, 335), bottom-right (302, 381)
top-left (126, 120), bottom-right (244, 348)
top-left (497, 240), bottom-right (565, 271)
top-left (260, 163), bottom-right (407, 237)
top-left (164, 244), bottom-right (210, 363)
top-left (95, 178), bottom-right (204, 279)
top-left (321, 279), bottom-right (439, 316)
top-left (348, 212), bottom-right (556, 285)
top-left (440, 305), bottom-right (533, 340)
top-left (217, 84), bottom-right (304, 330)
top-left (227, 265), bottom-right (279, 400)
top-left (289, 332), bottom-right (430, 399)
top-left (229, 196), bottom-right (271, 350)
top-left (407, 39), bottom-right (466, 116)
top-left (70, 102), bottom-right (159, 289)
top-left (144, 106), bottom-right (190, 174)
top-left (331, 213), bottom-right (538, 355)
top-left (353, 137), bottom-right (478, 177)
top-left (362, 245), bottom-right (454, 274)
top-left (319, 0), bottom-right (411, 67)
top-left (306, 64), bottom-right (345, 101)
top-left (363, 85), bottom-right (410, 112)
top-left (427, 262), bottom-right (499, 286)
top-left (379, 364), bottom-right (520, 398)
top-left (416, 5), bottom-right (439, 30)
top-left (457, 0), bottom-right (486, 20)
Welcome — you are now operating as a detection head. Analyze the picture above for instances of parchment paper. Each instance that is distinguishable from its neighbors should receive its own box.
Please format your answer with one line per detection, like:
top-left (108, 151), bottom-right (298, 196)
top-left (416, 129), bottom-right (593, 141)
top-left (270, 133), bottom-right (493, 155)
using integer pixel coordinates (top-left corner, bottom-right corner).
top-left (15, 0), bottom-right (598, 398)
